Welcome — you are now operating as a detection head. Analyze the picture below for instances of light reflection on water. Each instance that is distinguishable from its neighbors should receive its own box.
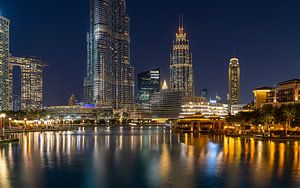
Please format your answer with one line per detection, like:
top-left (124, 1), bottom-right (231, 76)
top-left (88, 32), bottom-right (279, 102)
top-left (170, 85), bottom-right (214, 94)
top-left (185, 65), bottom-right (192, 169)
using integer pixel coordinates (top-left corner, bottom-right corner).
top-left (0, 128), bottom-right (300, 188)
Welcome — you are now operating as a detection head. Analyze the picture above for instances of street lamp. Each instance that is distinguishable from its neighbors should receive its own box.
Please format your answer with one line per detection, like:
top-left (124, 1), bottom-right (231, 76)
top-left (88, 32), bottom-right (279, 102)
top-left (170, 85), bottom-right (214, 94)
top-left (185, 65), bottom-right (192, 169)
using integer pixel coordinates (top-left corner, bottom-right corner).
top-left (0, 114), bottom-right (6, 135)
top-left (8, 118), bottom-right (12, 130)
top-left (24, 118), bottom-right (27, 129)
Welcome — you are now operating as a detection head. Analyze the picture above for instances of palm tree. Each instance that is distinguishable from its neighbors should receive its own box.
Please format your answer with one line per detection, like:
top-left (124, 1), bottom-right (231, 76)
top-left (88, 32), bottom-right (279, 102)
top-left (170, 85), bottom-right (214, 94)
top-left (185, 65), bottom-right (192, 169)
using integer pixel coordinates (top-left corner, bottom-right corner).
top-left (283, 104), bottom-right (296, 136)
top-left (261, 106), bottom-right (275, 134)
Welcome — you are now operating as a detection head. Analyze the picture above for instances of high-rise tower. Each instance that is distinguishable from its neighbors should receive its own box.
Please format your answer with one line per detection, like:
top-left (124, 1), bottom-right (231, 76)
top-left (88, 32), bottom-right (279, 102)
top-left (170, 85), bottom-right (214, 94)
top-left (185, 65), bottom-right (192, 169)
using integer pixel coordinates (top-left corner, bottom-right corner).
top-left (138, 68), bottom-right (160, 109)
top-left (9, 56), bottom-right (46, 111)
top-left (169, 17), bottom-right (194, 97)
top-left (228, 57), bottom-right (241, 113)
top-left (84, 0), bottom-right (135, 109)
top-left (0, 16), bottom-right (10, 111)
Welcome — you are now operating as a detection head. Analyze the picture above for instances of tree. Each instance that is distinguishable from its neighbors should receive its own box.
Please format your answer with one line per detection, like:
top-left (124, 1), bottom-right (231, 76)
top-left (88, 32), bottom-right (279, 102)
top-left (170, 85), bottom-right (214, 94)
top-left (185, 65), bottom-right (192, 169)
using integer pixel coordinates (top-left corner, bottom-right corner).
top-left (282, 104), bottom-right (296, 136)
top-left (261, 105), bottom-right (275, 133)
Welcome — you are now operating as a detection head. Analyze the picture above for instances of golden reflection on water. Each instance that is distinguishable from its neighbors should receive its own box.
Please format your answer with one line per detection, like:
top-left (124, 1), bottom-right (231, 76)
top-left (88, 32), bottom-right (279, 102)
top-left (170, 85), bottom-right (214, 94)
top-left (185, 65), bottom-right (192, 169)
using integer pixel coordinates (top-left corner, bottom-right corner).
top-left (0, 130), bottom-right (300, 187)
top-left (0, 148), bottom-right (10, 188)
top-left (181, 134), bottom-right (300, 187)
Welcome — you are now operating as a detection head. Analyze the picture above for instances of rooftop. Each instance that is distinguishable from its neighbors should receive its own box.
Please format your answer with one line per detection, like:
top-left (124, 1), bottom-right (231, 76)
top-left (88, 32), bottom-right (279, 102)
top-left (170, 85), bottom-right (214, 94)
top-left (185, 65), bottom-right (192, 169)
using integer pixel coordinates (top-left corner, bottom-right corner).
top-left (278, 79), bottom-right (300, 86)
top-left (253, 87), bottom-right (273, 91)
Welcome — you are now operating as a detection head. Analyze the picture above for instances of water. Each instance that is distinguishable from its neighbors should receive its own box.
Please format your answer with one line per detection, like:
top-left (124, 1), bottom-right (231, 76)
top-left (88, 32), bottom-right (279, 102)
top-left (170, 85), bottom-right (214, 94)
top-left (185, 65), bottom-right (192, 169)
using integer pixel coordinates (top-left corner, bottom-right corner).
top-left (0, 127), bottom-right (300, 188)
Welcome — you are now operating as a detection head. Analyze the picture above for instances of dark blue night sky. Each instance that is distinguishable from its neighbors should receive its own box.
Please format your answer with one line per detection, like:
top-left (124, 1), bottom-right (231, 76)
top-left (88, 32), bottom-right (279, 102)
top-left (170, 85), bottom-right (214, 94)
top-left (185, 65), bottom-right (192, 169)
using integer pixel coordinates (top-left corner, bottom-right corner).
top-left (1, 0), bottom-right (300, 106)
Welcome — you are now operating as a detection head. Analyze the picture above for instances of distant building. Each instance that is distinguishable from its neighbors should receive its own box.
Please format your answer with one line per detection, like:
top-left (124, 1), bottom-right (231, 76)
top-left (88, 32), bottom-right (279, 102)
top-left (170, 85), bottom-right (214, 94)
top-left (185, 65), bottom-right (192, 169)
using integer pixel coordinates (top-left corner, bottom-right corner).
top-left (150, 81), bottom-right (184, 119)
top-left (0, 16), bottom-right (46, 111)
top-left (9, 56), bottom-right (47, 111)
top-left (138, 69), bottom-right (160, 109)
top-left (253, 79), bottom-right (300, 108)
top-left (230, 104), bottom-right (248, 115)
top-left (228, 57), bottom-right (241, 113)
top-left (46, 105), bottom-right (113, 121)
top-left (200, 88), bottom-right (208, 99)
top-left (180, 100), bottom-right (228, 118)
top-left (169, 19), bottom-right (194, 97)
top-left (84, 0), bottom-right (134, 109)
top-left (68, 94), bottom-right (77, 106)
top-left (0, 16), bottom-right (10, 111)
top-left (162, 80), bottom-right (169, 90)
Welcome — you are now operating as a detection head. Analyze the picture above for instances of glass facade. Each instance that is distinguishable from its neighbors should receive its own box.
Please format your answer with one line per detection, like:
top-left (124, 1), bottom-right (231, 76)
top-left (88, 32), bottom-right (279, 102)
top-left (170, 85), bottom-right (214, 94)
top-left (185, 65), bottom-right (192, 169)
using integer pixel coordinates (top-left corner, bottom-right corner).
top-left (84, 0), bottom-right (135, 109)
top-left (228, 57), bottom-right (241, 112)
top-left (170, 24), bottom-right (194, 97)
top-left (138, 68), bottom-right (160, 109)
top-left (9, 56), bottom-right (46, 111)
top-left (0, 16), bottom-right (10, 111)
top-left (150, 91), bottom-right (184, 119)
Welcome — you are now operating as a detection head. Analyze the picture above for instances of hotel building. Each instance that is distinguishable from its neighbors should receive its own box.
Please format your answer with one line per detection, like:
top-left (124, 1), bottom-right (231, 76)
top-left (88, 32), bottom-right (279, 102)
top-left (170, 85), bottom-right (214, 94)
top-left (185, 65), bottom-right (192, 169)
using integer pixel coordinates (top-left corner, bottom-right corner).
top-left (228, 57), bottom-right (241, 113)
top-left (0, 16), bottom-right (46, 111)
top-left (253, 79), bottom-right (300, 108)
top-left (9, 56), bottom-right (46, 111)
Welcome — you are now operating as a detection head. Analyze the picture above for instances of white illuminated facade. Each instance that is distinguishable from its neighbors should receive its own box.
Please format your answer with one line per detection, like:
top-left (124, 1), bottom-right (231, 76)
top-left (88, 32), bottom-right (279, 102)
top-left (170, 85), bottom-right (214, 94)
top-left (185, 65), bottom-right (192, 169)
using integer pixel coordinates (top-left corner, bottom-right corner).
top-left (180, 101), bottom-right (228, 118)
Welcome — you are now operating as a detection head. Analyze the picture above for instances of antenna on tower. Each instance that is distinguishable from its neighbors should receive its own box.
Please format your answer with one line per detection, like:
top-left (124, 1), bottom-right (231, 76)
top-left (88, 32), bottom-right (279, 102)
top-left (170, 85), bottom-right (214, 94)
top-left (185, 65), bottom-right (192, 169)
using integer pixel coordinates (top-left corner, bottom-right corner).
top-left (178, 14), bottom-right (184, 29)
top-left (233, 50), bottom-right (236, 58)
top-left (178, 14), bottom-right (181, 28)
top-left (182, 14), bottom-right (184, 28)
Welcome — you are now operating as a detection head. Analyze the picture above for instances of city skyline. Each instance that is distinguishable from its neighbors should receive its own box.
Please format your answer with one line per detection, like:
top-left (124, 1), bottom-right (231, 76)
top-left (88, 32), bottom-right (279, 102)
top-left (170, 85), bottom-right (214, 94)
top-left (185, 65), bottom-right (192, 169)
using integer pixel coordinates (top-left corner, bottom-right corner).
top-left (1, 0), bottom-right (300, 106)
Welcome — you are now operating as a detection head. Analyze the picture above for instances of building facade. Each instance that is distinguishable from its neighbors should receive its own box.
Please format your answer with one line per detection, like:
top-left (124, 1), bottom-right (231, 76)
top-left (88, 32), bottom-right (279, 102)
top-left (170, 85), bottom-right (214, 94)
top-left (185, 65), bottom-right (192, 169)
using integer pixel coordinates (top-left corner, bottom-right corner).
top-left (180, 100), bottom-right (228, 118)
top-left (138, 68), bottom-right (160, 109)
top-left (47, 105), bottom-right (113, 121)
top-left (9, 56), bottom-right (46, 111)
top-left (68, 94), bottom-right (77, 106)
top-left (228, 57), bottom-right (241, 113)
top-left (84, 0), bottom-right (135, 109)
top-left (169, 21), bottom-right (194, 97)
top-left (0, 16), bottom-right (10, 111)
top-left (253, 79), bottom-right (300, 108)
top-left (150, 82), bottom-right (184, 119)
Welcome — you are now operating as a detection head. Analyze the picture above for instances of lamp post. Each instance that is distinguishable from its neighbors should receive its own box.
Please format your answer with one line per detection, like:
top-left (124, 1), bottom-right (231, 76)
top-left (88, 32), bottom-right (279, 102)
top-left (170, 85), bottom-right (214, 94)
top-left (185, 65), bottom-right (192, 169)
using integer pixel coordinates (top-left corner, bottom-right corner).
top-left (24, 118), bottom-right (27, 129)
top-left (0, 114), bottom-right (6, 135)
top-left (8, 118), bottom-right (12, 130)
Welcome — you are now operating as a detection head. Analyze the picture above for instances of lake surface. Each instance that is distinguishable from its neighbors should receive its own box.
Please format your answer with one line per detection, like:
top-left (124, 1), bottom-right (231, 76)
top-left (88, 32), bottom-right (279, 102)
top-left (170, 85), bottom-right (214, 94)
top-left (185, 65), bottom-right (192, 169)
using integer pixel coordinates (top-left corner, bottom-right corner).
top-left (0, 127), bottom-right (300, 188)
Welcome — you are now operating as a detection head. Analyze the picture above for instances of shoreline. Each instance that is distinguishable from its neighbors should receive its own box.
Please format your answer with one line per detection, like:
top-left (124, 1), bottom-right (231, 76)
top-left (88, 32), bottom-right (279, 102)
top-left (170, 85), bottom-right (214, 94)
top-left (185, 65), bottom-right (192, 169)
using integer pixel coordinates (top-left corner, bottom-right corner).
top-left (2, 126), bottom-right (300, 143)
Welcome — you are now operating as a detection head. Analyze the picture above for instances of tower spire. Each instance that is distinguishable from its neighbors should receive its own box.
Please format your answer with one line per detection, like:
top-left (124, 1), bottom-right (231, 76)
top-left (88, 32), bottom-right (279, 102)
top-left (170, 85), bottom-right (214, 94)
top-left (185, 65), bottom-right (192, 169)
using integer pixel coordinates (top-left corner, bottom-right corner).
top-left (178, 14), bottom-right (184, 32)
top-left (181, 14), bottom-right (184, 29)
top-left (178, 14), bottom-right (181, 29)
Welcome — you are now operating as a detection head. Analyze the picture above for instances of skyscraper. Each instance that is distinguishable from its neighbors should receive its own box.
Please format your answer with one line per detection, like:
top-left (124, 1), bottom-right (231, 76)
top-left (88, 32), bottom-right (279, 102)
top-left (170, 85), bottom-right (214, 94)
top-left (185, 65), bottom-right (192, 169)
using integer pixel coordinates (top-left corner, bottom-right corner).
top-left (84, 0), bottom-right (135, 109)
top-left (138, 68), bottom-right (160, 109)
top-left (228, 57), bottom-right (241, 113)
top-left (170, 18), bottom-right (194, 97)
top-left (0, 16), bottom-right (10, 111)
top-left (9, 56), bottom-right (46, 111)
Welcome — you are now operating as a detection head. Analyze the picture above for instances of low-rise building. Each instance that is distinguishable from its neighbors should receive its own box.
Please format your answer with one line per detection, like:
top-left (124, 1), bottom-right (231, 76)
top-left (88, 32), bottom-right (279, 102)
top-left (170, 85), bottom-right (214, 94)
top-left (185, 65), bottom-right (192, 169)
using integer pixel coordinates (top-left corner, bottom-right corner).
top-left (253, 79), bottom-right (300, 108)
top-left (180, 100), bottom-right (228, 118)
top-left (174, 113), bottom-right (226, 132)
top-left (46, 105), bottom-right (113, 121)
